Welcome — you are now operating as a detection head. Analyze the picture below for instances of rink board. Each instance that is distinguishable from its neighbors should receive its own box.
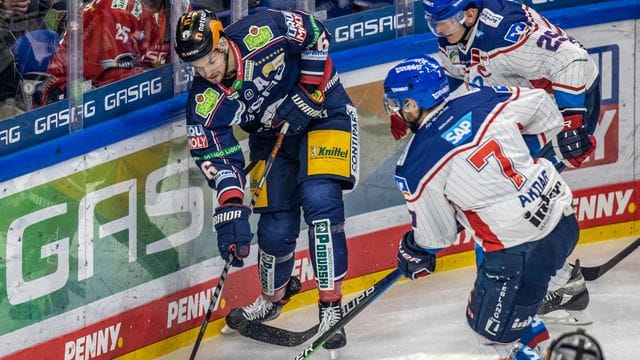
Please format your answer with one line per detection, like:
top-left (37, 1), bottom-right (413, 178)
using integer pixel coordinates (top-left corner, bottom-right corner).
top-left (0, 3), bottom-right (639, 360)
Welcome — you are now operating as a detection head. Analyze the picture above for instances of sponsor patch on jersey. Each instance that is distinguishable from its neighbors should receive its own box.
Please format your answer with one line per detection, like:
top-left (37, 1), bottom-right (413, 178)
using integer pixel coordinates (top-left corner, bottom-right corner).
top-left (441, 112), bottom-right (473, 145)
top-left (479, 8), bottom-right (503, 28)
top-left (130, 0), bottom-right (142, 20)
top-left (394, 175), bottom-right (411, 197)
top-left (282, 11), bottom-right (307, 43)
top-left (194, 88), bottom-right (220, 119)
top-left (187, 124), bottom-right (208, 149)
top-left (308, 130), bottom-right (351, 178)
top-left (444, 45), bottom-right (461, 65)
top-left (243, 25), bottom-right (274, 51)
top-left (492, 85), bottom-right (513, 93)
top-left (504, 22), bottom-right (529, 44)
top-left (111, 0), bottom-right (127, 10)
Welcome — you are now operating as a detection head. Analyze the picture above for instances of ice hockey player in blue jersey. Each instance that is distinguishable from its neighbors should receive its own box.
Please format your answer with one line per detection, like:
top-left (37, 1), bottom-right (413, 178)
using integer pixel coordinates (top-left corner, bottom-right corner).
top-left (410, 0), bottom-right (599, 325)
top-left (174, 9), bottom-right (359, 351)
top-left (384, 55), bottom-right (581, 359)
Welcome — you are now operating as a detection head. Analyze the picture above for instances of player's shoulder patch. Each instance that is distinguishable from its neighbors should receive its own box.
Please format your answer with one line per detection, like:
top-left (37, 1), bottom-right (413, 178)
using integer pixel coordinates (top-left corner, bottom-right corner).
top-left (491, 85), bottom-right (514, 93)
top-left (504, 22), bottom-right (530, 44)
top-left (479, 8), bottom-right (504, 28)
top-left (243, 25), bottom-right (275, 51)
top-left (394, 175), bottom-right (411, 198)
top-left (441, 112), bottom-right (473, 146)
top-left (281, 11), bottom-right (307, 43)
top-left (193, 87), bottom-right (221, 119)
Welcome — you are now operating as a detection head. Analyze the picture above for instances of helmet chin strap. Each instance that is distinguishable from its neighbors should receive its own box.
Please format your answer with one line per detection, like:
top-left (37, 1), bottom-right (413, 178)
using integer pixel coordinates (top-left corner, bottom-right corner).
top-left (457, 10), bottom-right (479, 45)
top-left (399, 109), bottom-right (427, 133)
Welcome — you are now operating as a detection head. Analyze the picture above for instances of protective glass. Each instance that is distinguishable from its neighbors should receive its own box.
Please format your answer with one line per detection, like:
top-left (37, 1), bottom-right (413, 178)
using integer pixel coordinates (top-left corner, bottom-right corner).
top-left (383, 94), bottom-right (402, 115)
top-left (425, 10), bottom-right (466, 37)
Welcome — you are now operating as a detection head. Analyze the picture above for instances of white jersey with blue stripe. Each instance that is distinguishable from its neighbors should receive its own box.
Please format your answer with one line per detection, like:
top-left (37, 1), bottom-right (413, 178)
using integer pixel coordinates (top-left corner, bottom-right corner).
top-left (438, 0), bottom-right (598, 110)
top-left (395, 86), bottom-right (574, 253)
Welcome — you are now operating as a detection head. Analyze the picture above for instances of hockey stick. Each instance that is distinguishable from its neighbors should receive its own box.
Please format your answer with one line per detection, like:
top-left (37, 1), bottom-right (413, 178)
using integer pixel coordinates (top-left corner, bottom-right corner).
top-left (291, 269), bottom-right (403, 359)
top-left (581, 237), bottom-right (640, 281)
top-left (189, 123), bottom-right (290, 360)
top-left (232, 269), bottom-right (403, 347)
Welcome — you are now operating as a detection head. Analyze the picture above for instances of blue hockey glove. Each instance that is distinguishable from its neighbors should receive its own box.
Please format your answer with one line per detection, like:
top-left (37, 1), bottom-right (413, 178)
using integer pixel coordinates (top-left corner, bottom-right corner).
top-left (213, 205), bottom-right (252, 267)
top-left (397, 230), bottom-right (436, 280)
top-left (552, 110), bottom-right (596, 168)
top-left (274, 84), bottom-right (325, 135)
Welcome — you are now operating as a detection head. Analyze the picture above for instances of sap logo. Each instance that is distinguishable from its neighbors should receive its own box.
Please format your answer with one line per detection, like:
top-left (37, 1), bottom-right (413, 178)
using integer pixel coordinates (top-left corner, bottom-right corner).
top-left (441, 113), bottom-right (472, 145)
top-left (64, 323), bottom-right (122, 360)
top-left (334, 12), bottom-right (413, 42)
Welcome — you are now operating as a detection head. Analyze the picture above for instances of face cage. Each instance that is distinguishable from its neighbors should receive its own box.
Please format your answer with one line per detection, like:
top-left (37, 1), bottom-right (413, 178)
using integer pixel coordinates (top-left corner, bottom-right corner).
top-left (425, 10), bottom-right (466, 37)
top-left (383, 94), bottom-right (402, 116)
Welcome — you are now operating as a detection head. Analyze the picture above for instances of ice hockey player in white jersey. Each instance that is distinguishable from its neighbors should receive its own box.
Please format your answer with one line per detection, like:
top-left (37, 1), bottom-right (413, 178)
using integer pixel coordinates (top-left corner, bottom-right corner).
top-left (384, 55), bottom-right (581, 359)
top-left (413, 0), bottom-right (599, 325)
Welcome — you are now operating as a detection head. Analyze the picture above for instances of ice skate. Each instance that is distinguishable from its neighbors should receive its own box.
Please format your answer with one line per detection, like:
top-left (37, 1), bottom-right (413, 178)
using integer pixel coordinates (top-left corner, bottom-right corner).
top-left (222, 276), bottom-right (301, 334)
top-left (318, 300), bottom-right (347, 359)
top-left (538, 260), bottom-right (592, 325)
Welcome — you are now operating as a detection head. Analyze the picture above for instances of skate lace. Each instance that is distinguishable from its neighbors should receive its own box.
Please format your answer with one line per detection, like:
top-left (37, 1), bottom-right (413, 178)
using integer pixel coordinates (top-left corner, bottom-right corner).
top-left (242, 296), bottom-right (275, 321)
top-left (319, 305), bottom-right (341, 332)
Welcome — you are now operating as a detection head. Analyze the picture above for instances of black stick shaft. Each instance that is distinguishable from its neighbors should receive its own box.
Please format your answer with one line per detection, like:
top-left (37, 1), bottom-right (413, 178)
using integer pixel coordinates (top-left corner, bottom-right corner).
top-left (294, 269), bottom-right (402, 360)
top-left (189, 123), bottom-right (290, 359)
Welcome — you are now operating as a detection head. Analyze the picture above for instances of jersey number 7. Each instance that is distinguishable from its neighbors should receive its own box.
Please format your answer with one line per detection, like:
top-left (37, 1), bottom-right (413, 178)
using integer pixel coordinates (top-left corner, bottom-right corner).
top-left (467, 138), bottom-right (526, 190)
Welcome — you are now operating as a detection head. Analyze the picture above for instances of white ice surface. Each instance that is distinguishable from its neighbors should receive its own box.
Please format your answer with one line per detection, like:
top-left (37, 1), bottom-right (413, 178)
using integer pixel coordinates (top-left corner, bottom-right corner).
top-left (161, 236), bottom-right (640, 360)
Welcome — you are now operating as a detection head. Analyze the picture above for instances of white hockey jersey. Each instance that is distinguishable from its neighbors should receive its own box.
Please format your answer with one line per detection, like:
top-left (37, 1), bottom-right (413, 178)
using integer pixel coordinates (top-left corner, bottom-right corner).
top-left (438, 0), bottom-right (598, 111)
top-left (394, 86), bottom-right (574, 252)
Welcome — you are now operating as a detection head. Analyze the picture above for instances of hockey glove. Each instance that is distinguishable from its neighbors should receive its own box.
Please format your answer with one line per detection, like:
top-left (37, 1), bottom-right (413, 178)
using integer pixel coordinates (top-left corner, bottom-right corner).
top-left (552, 110), bottom-right (596, 168)
top-left (274, 84), bottom-right (324, 135)
top-left (213, 205), bottom-right (252, 267)
top-left (389, 113), bottom-right (409, 141)
top-left (397, 230), bottom-right (436, 280)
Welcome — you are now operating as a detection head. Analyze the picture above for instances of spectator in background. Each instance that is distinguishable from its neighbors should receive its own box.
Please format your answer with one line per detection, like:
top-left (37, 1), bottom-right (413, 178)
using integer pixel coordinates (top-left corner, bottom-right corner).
top-left (29, 0), bottom-right (170, 108)
top-left (0, 0), bottom-right (58, 118)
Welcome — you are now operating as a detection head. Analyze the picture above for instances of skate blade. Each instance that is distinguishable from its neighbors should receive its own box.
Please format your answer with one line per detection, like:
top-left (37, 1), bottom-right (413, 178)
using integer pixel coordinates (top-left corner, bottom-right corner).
top-left (540, 309), bottom-right (593, 326)
top-left (220, 324), bottom-right (237, 335)
top-left (329, 349), bottom-right (338, 360)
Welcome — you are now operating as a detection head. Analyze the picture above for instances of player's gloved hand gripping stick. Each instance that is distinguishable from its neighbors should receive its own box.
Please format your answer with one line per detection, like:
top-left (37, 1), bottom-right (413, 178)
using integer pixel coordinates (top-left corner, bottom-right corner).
top-left (189, 122), bottom-right (290, 360)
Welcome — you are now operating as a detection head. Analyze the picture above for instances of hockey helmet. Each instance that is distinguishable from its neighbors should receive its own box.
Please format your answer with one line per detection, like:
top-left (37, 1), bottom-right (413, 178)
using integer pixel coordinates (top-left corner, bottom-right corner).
top-left (383, 55), bottom-right (450, 116)
top-left (546, 329), bottom-right (604, 360)
top-left (175, 9), bottom-right (225, 63)
top-left (423, 0), bottom-right (483, 36)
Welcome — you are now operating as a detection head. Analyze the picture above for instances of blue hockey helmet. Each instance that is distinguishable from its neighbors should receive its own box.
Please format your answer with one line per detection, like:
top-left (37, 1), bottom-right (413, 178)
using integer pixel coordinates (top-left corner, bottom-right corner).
top-left (383, 55), bottom-right (450, 116)
top-left (423, 0), bottom-right (483, 36)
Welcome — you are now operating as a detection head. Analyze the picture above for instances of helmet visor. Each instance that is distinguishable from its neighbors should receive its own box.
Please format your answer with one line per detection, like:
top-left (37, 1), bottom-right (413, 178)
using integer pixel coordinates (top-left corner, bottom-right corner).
top-left (425, 10), bottom-right (466, 37)
top-left (383, 94), bottom-right (402, 116)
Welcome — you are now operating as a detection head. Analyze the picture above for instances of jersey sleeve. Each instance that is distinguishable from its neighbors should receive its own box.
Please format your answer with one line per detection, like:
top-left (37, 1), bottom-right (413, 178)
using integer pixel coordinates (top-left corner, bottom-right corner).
top-left (185, 83), bottom-right (248, 205)
top-left (502, 87), bottom-right (564, 140)
top-left (275, 10), bottom-right (333, 88)
top-left (408, 175), bottom-right (460, 250)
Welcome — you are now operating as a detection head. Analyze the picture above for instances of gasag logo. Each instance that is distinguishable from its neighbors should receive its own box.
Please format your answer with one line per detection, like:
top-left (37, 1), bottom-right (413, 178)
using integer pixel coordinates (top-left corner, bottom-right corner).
top-left (441, 112), bottom-right (473, 145)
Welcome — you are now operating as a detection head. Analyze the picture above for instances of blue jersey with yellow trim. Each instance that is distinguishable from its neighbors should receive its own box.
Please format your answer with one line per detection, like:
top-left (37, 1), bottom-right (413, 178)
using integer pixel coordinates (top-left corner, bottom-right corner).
top-left (184, 9), bottom-right (348, 205)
